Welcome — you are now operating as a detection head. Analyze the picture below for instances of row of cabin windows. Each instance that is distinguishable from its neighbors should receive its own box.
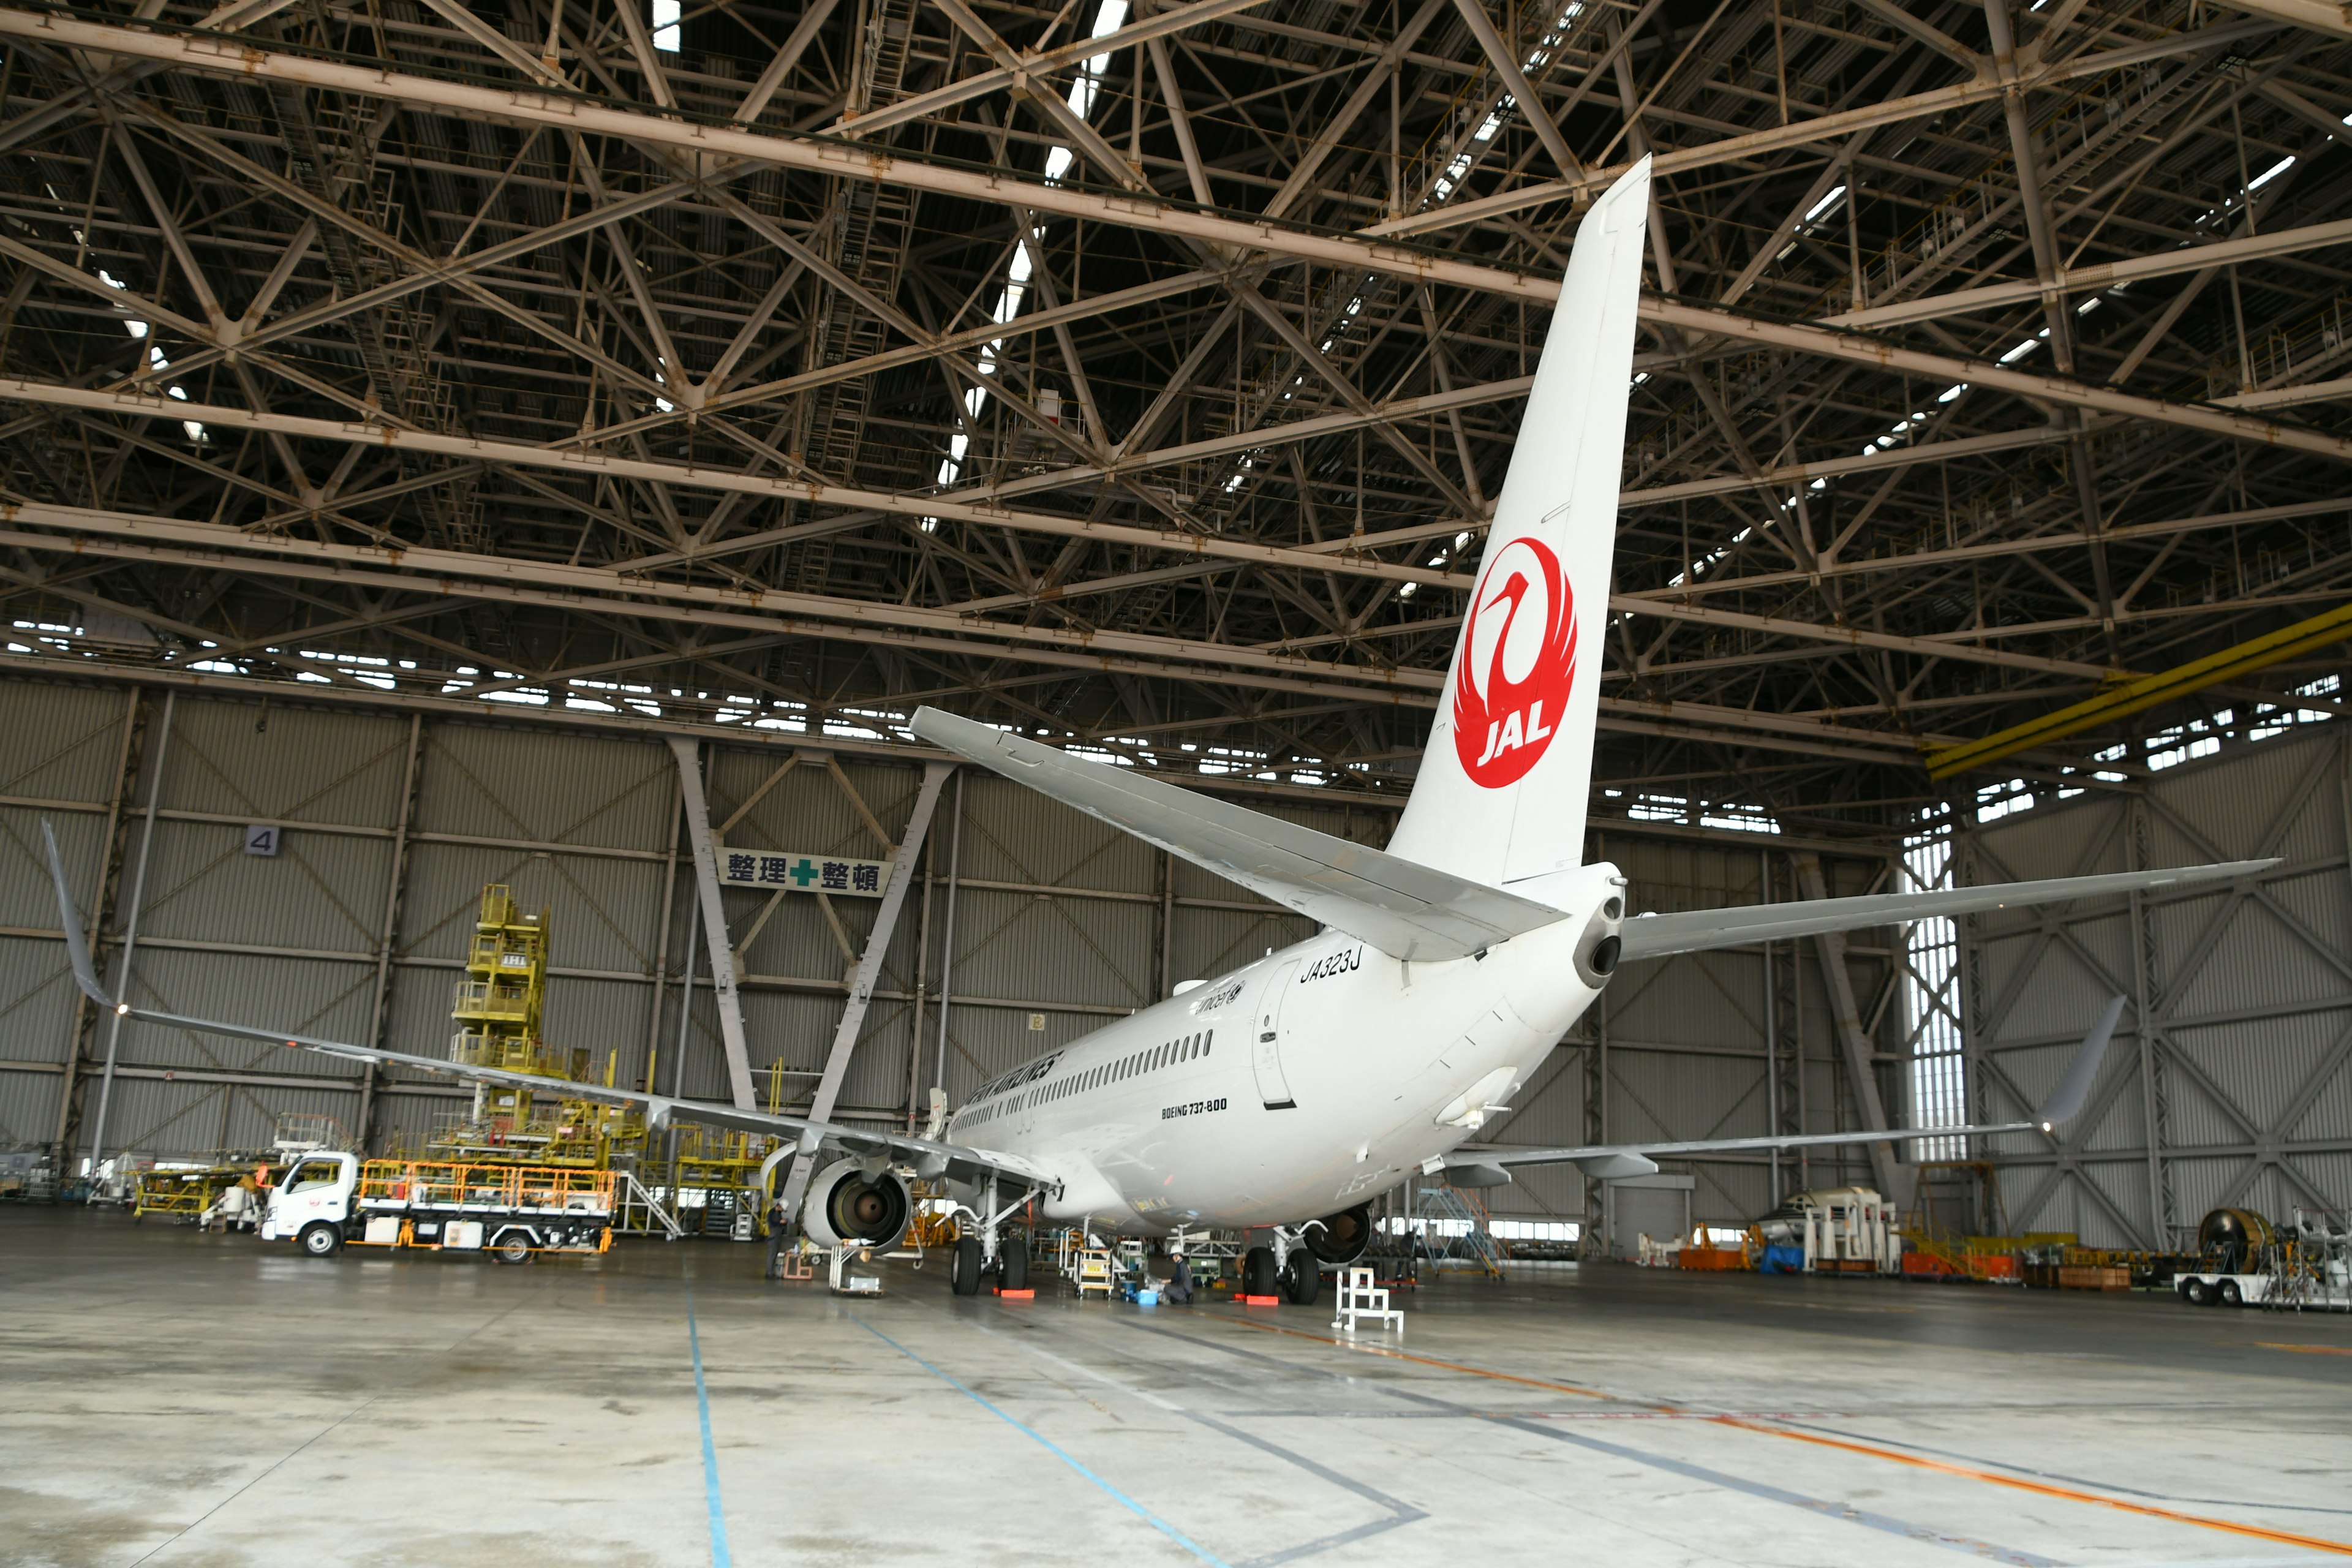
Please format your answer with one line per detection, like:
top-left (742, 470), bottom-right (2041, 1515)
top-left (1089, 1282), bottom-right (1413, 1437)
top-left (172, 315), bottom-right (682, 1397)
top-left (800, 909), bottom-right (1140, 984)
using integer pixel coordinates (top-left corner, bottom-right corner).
top-left (1027, 1030), bottom-right (1215, 1107)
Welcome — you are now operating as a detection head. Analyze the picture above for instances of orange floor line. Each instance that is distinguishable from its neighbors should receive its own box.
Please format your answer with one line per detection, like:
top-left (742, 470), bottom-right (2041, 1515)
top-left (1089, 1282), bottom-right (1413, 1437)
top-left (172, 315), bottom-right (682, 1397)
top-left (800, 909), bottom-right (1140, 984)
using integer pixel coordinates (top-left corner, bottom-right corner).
top-left (1216, 1313), bottom-right (2352, 1556)
top-left (2257, 1341), bottom-right (2352, 1356)
top-left (1218, 1313), bottom-right (1654, 1406)
top-left (1708, 1417), bottom-right (2352, 1557)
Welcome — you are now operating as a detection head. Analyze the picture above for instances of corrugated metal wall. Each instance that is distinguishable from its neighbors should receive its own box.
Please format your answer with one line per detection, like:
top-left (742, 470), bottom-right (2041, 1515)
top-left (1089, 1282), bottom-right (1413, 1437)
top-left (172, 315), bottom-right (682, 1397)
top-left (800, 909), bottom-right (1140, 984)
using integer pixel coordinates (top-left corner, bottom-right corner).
top-left (1, 671), bottom-right (1903, 1237)
top-left (1962, 725), bottom-right (2352, 1248)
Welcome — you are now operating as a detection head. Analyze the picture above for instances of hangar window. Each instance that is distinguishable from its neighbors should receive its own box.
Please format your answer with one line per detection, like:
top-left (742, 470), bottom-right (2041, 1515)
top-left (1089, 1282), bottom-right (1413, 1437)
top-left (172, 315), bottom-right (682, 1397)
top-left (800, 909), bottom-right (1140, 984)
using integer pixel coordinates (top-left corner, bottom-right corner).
top-left (1902, 809), bottom-right (1967, 1161)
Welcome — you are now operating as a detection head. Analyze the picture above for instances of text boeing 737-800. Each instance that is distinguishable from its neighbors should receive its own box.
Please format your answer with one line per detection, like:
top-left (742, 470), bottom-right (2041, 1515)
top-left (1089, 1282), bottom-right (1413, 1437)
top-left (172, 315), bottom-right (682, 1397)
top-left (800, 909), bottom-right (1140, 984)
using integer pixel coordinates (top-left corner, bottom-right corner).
top-left (40, 156), bottom-right (2269, 1300)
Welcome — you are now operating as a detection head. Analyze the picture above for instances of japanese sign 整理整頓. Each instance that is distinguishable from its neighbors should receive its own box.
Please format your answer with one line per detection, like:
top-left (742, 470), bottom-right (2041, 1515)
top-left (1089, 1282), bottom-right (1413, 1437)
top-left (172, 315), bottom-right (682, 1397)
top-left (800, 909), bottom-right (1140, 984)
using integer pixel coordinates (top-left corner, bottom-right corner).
top-left (715, 848), bottom-right (892, 898)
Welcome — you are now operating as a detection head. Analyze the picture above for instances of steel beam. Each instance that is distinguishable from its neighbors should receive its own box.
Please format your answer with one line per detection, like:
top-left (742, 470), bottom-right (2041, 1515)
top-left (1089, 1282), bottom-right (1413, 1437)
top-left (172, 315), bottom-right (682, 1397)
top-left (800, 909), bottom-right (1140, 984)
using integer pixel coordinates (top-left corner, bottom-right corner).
top-left (85, 688), bottom-right (173, 1178)
top-left (353, 712), bottom-right (421, 1151)
top-left (1828, 216), bottom-right (2352, 331)
top-left (775, 761), bottom-right (954, 1223)
top-left (667, 736), bottom-right (756, 1109)
top-left (1795, 851), bottom-right (1908, 1204)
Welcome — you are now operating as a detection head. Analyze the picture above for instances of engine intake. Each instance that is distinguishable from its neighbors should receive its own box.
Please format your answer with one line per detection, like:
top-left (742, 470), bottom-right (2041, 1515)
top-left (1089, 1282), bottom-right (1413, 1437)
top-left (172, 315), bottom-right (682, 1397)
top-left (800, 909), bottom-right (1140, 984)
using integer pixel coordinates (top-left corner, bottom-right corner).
top-left (801, 1158), bottom-right (911, 1248)
top-left (1305, 1202), bottom-right (1376, 1270)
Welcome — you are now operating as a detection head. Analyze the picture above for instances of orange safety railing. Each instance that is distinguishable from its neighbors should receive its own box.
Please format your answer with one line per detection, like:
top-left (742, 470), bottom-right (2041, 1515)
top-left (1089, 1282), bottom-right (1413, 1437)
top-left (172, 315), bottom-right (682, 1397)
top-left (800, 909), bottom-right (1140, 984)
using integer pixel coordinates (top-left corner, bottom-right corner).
top-left (359, 1159), bottom-right (615, 1214)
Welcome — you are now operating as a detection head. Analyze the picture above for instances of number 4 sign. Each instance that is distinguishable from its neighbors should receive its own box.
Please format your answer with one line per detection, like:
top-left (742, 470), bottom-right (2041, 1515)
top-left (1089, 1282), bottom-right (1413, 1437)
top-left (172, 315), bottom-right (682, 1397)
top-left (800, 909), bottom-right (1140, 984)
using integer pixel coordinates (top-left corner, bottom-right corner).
top-left (244, 824), bottom-right (281, 857)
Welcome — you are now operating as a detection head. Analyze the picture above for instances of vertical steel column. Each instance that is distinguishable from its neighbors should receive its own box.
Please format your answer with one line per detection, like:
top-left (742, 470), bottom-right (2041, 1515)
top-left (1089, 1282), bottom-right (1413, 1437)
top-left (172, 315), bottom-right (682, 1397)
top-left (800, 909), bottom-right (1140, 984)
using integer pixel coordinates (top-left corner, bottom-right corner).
top-left (1760, 845), bottom-right (1779, 1206)
top-left (355, 712), bottom-right (423, 1151)
top-left (1795, 851), bottom-right (1908, 1205)
top-left (669, 881), bottom-right (700, 1099)
top-left (2127, 796), bottom-right (2175, 1250)
top-left (905, 827), bottom-right (935, 1131)
top-left (776, 761), bottom-right (952, 1221)
top-left (666, 735), bottom-right (755, 1108)
top-left (86, 688), bottom-right (175, 1182)
top-left (51, 687), bottom-right (140, 1165)
top-left (932, 769), bottom-right (966, 1098)
top-left (641, 769), bottom-right (684, 1095)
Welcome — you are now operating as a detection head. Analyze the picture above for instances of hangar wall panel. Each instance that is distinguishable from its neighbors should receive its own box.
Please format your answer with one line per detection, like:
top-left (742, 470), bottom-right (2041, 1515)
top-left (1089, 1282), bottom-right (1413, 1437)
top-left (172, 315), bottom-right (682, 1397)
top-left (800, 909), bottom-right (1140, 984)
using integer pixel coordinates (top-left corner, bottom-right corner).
top-left (0, 685), bottom-right (129, 1142)
top-left (1962, 726), bottom-right (2352, 1249)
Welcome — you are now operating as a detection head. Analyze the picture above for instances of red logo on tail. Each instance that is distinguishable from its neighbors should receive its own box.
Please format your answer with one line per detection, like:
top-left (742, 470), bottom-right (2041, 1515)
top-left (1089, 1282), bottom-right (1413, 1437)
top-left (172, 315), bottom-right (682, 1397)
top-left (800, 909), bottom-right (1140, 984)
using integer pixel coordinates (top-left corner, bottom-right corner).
top-left (1452, 537), bottom-right (1577, 789)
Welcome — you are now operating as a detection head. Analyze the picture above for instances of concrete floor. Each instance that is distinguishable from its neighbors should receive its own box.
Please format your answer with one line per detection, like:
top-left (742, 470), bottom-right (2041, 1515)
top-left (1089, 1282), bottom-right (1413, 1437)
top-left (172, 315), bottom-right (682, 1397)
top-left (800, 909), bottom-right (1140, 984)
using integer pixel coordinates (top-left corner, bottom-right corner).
top-left (6, 1209), bottom-right (2351, 1568)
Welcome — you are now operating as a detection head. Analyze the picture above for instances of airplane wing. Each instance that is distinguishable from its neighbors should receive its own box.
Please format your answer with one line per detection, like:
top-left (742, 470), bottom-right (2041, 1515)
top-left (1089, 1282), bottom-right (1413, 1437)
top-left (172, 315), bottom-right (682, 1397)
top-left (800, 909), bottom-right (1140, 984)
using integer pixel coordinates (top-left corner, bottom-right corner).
top-left (1442, 995), bottom-right (2127, 1183)
top-left (1616, 862), bottom-right (2271, 962)
top-left (41, 823), bottom-right (1052, 1191)
top-left (908, 706), bottom-right (1567, 962)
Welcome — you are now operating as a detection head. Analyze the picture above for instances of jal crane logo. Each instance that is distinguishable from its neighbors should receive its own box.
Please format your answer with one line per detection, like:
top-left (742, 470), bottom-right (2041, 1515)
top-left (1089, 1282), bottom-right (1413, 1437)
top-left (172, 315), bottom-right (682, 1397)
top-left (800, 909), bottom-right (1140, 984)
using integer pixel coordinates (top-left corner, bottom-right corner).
top-left (1451, 535), bottom-right (1576, 788)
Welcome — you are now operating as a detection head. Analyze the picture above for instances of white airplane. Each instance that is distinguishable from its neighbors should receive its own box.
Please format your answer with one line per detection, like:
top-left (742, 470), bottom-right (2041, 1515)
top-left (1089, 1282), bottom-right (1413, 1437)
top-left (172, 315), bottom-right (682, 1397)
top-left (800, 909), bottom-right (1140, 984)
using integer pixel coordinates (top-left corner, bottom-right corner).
top-left (42, 157), bottom-right (2264, 1301)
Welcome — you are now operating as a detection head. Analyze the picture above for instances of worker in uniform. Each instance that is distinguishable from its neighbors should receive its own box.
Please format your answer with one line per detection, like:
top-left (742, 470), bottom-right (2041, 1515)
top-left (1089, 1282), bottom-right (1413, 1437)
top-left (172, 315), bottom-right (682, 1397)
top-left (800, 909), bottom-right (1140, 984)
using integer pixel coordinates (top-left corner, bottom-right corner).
top-left (765, 1178), bottom-right (793, 1280)
top-left (1161, 1242), bottom-right (1194, 1305)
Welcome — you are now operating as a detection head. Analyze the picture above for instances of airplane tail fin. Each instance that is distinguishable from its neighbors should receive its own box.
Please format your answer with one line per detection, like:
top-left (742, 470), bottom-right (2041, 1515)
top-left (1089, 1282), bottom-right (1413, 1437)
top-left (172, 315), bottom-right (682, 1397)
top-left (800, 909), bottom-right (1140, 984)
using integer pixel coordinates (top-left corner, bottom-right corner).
top-left (1385, 156), bottom-right (1651, 890)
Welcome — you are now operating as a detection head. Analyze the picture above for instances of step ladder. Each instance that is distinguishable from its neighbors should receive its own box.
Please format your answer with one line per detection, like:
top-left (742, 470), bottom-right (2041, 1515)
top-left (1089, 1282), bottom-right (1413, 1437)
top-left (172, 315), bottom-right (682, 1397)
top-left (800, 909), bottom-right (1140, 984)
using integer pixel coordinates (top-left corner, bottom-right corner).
top-left (1074, 1240), bottom-right (1117, 1298)
top-left (1414, 1184), bottom-right (1507, 1277)
top-left (1332, 1267), bottom-right (1404, 1335)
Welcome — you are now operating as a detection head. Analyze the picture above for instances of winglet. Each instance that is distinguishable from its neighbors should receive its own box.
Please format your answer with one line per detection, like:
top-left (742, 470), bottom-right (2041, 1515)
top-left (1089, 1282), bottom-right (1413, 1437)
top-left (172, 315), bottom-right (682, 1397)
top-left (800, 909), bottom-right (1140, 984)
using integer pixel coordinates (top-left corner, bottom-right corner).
top-left (2035, 994), bottom-right (2126, 1131)
top-left (41, 821), bottom-right (111, 1009)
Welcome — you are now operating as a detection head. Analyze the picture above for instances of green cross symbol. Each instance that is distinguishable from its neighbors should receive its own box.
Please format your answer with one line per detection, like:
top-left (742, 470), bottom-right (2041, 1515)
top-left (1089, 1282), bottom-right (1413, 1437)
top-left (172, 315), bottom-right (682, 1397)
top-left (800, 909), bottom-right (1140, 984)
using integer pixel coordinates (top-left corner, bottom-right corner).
top-left (788, 858), bottom-right (820, 887)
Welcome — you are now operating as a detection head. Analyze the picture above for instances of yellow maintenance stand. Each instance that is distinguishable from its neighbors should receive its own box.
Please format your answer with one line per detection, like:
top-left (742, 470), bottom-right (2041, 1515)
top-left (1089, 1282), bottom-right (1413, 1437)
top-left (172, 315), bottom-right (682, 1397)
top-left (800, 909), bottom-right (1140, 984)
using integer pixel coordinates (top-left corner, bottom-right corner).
top-left (423, 884), bottom-right (772, 1238)
top-left (450, 885), bottom-right (563, 1140)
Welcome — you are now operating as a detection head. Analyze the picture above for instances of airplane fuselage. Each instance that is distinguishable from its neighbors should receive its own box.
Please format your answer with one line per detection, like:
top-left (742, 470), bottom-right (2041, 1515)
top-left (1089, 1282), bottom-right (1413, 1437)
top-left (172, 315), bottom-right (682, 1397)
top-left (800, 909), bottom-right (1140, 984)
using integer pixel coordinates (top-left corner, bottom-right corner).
top-left (947, 864), bottom-right (1621, 1234)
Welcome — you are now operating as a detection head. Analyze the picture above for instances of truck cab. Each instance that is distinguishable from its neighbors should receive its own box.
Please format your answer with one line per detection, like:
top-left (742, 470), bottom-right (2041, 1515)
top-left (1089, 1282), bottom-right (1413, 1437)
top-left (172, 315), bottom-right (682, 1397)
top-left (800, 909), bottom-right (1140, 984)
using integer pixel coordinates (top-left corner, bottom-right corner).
top-left (260, 1150), bottom-right (357, 1254)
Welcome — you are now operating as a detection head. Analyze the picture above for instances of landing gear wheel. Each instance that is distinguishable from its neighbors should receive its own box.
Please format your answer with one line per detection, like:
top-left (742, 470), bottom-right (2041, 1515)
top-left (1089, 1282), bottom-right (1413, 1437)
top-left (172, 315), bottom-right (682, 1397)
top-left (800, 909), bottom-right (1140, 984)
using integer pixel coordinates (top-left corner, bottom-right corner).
top-left (999, 1237), bottom-right (1030, 1292)
top-left (2219, 1277), bottom-right (2244, 1306)
top-left (298, 1221), bottom-right (342, 1258)
top-left (494, 1235), bottom-right (532, 1264)
top-left (1243, 1245), bottom-right (1278, 1297)
top-left (1281, 1251), bottom-right (1322, 1306)
top-left (2182, 1276), bottom-right (2214, 1305)
top-left (951, 1237), bottom-right (984, 1296)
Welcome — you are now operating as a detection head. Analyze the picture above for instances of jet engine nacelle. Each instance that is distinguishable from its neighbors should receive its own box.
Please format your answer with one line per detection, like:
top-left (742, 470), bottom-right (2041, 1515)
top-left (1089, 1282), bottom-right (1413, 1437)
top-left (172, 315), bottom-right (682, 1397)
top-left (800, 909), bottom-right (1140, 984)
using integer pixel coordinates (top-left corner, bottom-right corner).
top-left (1303, 1202), bottom-right (1376, 1270)
top-left (801, 1158), bottom-right (911, 1248)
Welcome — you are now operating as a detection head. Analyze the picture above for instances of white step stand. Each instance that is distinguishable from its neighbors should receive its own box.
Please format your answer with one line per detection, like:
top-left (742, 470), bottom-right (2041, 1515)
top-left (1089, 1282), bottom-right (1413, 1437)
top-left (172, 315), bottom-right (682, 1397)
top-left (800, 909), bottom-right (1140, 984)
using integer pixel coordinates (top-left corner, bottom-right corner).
top-left (1332, 1267), bottom-right (1404, 1335)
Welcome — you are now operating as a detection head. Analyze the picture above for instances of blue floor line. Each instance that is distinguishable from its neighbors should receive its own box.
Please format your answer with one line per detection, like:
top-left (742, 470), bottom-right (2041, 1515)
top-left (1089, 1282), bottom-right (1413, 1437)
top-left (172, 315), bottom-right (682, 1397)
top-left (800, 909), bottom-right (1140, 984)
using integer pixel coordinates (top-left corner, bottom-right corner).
top-left (687, 1294), bottom-right (734, 1568)
top-left (855, 1316), bottom-right (1229, 1567)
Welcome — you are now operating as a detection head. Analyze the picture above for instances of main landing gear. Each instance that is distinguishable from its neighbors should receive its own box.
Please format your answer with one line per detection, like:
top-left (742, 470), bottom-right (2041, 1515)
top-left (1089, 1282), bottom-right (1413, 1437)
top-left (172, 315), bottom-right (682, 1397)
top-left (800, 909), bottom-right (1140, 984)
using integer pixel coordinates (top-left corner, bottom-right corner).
top-left (949, 1232), bottom-right (1031, 1295)
top-left (1250, 1229), bottom-right (1322, 1305)
top-left (949, 1174), bottom-right (1033, 1297)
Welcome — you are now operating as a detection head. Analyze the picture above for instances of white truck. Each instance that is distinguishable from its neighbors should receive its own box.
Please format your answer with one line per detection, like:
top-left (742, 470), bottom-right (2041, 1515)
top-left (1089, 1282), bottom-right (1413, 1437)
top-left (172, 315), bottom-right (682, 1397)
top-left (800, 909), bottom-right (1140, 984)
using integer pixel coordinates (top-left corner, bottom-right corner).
top-left (262, 1152), bottom-right (616, 1263)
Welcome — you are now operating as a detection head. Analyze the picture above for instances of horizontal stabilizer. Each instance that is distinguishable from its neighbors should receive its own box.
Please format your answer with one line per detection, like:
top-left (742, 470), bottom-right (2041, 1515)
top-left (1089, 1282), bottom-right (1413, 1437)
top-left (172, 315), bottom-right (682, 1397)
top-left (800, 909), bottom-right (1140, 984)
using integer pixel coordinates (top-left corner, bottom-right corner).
top-left (908, 707), bottom-right (1569, 961)
top-left (1617, 859), bottom-right (2271, 963)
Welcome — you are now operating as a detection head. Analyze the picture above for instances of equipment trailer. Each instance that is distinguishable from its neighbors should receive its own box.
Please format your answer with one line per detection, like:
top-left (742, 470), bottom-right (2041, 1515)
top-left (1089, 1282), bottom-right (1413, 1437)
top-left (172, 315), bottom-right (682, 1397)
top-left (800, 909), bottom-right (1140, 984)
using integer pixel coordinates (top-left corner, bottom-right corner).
top-left (260, 1151), bottom-right (615, 1262)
